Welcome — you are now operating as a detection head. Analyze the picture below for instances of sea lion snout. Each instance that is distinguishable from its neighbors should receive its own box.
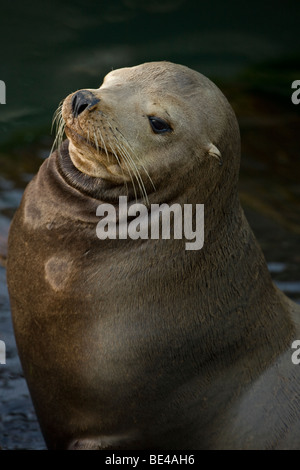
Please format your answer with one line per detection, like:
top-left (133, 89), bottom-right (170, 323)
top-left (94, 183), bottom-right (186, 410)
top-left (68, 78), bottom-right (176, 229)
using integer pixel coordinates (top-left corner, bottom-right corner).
top-left (71, 90), bottom-right (100, 118)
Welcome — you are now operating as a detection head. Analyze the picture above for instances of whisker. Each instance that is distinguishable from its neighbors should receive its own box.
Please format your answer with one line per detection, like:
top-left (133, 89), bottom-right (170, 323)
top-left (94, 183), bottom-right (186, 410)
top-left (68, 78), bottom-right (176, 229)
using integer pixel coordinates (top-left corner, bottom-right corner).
top-left (51, 101), bottom-right (63, 134)
top-left (117, 143), bottom-right (148, 204)
top-left (97, 128), bottom-right (109, 160)
top-left (50, 104), bottom-right (66, 160)
top-left (93, 130), bottom-right (99, 153)
top-left (111, 121), bottom-right (156, 203)
top-left (112, 141), bottom-right (138, 202)
top-left (105, 118), bottom-right (150, 204)
top-left (97, 127), bottom-right (131, 199)
top-left (105, 133), bottom-right (135, 200)
top-left (117, 127), bottom-right (156, 194)
top-left (111, 131), bottom-right (149, 204)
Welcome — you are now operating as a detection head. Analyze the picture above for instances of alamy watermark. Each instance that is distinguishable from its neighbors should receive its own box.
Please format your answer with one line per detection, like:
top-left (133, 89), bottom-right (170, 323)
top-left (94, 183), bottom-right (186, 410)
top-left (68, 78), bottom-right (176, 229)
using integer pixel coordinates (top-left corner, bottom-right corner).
top-left (0, 79), bottom-right (6, 363)
top-left (0, 340), bottom-right (6, 364)
top-left (291, 80), bottom-right (300, 105)
top-left (291, 340), bottom-right (300, 365)
top-left (96, 196), bottom-right (204, 251)
top-left (0, 80), bottom-right (6, 104)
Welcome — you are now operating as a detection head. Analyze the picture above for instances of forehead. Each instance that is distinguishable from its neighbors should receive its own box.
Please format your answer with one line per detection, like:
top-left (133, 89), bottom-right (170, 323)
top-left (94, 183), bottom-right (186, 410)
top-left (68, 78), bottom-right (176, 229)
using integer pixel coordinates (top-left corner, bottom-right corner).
top-left (101, 73), bottom-right (187, 117)
top-left (102, 64), bottom-right (201, 92)
top-left (101, 69), bottom-right (127, 86)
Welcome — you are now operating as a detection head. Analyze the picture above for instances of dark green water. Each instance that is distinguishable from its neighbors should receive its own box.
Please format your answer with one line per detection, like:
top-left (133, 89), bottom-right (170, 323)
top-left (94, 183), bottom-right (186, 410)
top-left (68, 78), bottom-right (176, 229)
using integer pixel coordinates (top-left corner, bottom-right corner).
top-left (0, 0), bottom-right (299, 449)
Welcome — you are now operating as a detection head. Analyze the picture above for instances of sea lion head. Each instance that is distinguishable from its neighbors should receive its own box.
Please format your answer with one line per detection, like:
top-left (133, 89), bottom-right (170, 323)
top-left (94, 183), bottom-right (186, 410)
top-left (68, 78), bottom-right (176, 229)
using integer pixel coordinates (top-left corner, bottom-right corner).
top-left (57, 62), bottom-right (240, 203)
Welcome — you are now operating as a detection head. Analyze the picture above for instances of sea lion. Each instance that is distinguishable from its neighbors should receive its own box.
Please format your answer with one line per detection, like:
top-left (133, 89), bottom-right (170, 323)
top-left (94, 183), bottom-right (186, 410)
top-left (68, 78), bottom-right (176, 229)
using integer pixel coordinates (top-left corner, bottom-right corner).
top-left (7, 61), bottom-right (300, 450)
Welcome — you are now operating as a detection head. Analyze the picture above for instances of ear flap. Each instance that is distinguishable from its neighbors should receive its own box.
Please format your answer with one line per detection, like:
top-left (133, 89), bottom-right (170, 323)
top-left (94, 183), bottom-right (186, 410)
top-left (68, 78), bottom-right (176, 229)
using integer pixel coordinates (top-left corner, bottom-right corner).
top-left (207, 143), bottom-right (223, 166)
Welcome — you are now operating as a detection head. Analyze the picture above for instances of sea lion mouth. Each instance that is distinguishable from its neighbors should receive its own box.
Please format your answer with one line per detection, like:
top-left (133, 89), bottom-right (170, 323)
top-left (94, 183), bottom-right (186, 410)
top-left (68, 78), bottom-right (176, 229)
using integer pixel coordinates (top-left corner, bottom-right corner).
top-left (65, 126), bottom-right (116, 162)
top-left (65, 126), bottom-right (93, 148)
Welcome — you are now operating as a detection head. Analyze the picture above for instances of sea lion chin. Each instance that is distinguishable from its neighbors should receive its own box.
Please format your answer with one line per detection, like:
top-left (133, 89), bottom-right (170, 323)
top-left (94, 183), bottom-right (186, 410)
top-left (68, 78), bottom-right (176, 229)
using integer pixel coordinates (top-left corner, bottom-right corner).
top-left (7, 61), bottom-right (300, 450)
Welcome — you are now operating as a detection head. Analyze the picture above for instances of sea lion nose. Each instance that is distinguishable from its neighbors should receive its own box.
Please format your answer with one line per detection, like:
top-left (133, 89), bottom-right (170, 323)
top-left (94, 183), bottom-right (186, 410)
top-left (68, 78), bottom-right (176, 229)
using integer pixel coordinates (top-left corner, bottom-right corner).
top-left (71, 90), bottom-right (100, 118)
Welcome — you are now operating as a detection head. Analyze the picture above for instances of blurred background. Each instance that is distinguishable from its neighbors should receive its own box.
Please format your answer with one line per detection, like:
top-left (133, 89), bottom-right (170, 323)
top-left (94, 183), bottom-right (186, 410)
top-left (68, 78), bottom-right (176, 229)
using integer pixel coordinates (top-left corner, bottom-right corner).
top-left (0, 0), bottom-right (299, 449)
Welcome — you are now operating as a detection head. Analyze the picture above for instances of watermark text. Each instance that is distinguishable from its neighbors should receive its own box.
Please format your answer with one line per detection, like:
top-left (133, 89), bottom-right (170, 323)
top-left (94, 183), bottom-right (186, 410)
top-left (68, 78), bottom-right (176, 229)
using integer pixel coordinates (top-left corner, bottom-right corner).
top-left (96, 196), bottom-right (204, 251)
top-left (291, 340), bottom-right (300, 365)
top-left (0, 80), bottom-right (6, 104)
top-left (291, 80), bottom-right (300, 105)
top-left (0, 340), bottom-right (6, 364)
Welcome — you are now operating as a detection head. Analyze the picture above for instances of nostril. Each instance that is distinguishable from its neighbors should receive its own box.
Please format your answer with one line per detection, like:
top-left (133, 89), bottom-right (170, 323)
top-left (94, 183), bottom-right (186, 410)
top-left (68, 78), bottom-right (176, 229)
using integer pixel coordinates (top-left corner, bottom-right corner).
top-left (71, 90), bottom-right (100, 118)
top-left (78, 103), bottom-right (88, 114)
top-left (76, 100), bottom-right (89, 116)
top-left (72, 93), bottom-right (89, 118)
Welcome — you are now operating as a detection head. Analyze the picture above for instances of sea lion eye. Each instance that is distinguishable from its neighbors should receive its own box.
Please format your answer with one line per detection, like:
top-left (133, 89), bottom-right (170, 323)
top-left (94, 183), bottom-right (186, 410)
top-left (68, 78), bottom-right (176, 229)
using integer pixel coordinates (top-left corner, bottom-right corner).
top-left (148, 116), bottom-right (172, 134)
